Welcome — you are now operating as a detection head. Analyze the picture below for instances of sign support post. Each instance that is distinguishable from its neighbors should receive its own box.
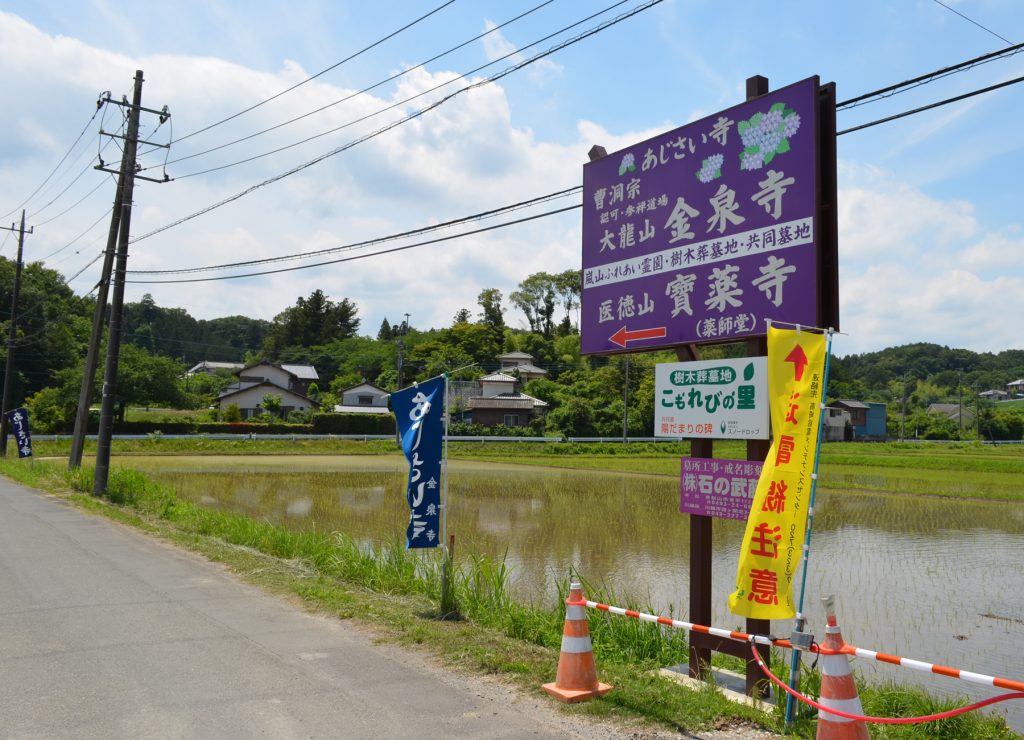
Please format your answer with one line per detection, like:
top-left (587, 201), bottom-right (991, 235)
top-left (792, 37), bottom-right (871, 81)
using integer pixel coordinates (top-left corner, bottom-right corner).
top-left (581, 70), bottom-right (837, 700)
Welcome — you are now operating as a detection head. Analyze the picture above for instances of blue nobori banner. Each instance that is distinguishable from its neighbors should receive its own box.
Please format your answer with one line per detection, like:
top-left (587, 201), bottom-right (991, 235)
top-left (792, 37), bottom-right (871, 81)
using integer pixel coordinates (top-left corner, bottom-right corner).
top-left (391, 377), bottom-right (444, 549)
top-left (6, 407), bottom-right (32, 458)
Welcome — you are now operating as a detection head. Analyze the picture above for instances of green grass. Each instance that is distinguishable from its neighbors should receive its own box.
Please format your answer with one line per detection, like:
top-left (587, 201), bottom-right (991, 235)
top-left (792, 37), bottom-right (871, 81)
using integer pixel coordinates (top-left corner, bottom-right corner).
top-left (0, 455), bottom-right (1017, 738)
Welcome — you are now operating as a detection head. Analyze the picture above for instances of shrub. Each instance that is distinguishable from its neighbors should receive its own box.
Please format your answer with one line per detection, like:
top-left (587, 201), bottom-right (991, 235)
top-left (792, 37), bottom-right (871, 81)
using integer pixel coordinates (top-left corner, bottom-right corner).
top-left (311, 413), bottom-right (395, 435)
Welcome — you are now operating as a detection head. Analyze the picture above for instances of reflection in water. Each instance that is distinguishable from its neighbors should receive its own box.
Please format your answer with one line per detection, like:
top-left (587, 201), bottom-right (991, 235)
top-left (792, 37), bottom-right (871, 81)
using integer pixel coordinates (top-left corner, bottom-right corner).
top-left (132, 455), bottom-right (1024, 731)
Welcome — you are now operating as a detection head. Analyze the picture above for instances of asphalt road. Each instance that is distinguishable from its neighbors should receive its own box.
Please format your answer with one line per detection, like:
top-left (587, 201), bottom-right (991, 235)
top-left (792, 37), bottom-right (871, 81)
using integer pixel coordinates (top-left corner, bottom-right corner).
top-left (0, 476), bottom-right (612, 739)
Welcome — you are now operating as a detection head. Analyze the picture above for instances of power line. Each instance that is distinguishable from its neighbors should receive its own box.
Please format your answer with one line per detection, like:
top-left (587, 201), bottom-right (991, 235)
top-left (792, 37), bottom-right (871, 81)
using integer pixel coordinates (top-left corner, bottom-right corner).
top-left (32, 178), bottom-right (109, 228)
top-left (151, 0), bottom-right (555, 172)
top-left (128, 55), bottom-right (1021, 281)
top-left (171, 0), bottom-right (458, 145)
top-left (837, 41), bottom-right (1024, 110)
top-left (1, 94), bottom-right (108, 220)
top-left (165, 0), bottom-right (631, 179)
top-left (127, 203), bottom-right (581, 284)
top-left (931, 0), bottom-right (1013, 46)
top-left (38, 206), bottom-right (112, 262)
top-left (128, 0), bottom-right (662, 245)
top-left (837, 72), bottom-right (1024, 136)
top-left (128, 185), bottom-right (581, 275)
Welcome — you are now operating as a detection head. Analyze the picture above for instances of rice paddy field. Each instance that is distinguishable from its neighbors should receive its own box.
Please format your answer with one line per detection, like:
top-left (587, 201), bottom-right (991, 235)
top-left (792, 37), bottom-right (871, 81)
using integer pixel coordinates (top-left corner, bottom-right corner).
top-left (110, 440), bottom-right (1024, 734)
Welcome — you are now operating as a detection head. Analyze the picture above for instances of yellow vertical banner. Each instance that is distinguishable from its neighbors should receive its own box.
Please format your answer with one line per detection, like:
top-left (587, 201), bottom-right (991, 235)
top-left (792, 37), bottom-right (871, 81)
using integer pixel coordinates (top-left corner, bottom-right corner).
top-left (728, 326), bottom-right (826, 620)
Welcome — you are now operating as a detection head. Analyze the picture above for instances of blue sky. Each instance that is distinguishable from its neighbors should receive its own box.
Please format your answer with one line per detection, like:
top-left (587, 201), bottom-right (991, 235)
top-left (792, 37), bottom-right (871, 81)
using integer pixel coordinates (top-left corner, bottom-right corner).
top-left (1, 0), bottom-right (1022, 357)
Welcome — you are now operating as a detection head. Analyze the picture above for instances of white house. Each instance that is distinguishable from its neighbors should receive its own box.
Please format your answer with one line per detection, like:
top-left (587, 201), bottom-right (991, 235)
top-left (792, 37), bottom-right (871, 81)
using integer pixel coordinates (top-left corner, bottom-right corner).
top-left (333, 382), bottom-right (391, 415)
top-left (218, 362), bottom-right (319, 420)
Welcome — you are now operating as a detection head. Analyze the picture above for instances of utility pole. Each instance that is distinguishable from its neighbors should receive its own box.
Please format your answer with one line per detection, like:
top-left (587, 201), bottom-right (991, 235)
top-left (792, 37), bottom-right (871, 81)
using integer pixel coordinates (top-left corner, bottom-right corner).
top-left (91, 70), bottom-right (170, 495)
top-left (900, 372), bottom-right (907, 442)
top-left (0, 211), bottom-right (32, 456)
top-left (958, 367), bottom-right (963, 439)
top-left (69, 96), bottom-right (123, 469)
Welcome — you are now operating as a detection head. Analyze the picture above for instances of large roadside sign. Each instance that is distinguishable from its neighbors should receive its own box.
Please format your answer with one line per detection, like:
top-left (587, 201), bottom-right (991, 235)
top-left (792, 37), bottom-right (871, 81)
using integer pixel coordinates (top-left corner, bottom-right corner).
top-left (581, 76), bottom-right (834, 355)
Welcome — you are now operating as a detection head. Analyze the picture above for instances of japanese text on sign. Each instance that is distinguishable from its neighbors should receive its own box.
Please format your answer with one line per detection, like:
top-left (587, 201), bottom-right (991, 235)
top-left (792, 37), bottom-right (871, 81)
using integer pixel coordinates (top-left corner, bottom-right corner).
top-left (728, 327), bottom-right (826, 620)
top-left (655, 357), bottom-right (769, 440)
top-left (581, 77), bottom-right (821, 354)
top-left (680, 457), bottom-right (763, 521)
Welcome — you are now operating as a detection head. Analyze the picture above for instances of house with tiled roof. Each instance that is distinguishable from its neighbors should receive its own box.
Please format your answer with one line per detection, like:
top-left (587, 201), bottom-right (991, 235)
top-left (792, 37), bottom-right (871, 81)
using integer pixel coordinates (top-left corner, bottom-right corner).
top-left (217, 361), bottom-right (319, 420)
top-left (466, 371), bottom-right (548, 428)
top-left (497, 351), bottom-right (549, 382)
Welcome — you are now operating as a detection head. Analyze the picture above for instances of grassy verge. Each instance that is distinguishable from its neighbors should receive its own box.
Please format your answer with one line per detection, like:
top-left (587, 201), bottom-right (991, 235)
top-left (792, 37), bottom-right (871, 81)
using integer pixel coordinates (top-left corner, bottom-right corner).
top-left (0, 456), bottom-right (1016, 738)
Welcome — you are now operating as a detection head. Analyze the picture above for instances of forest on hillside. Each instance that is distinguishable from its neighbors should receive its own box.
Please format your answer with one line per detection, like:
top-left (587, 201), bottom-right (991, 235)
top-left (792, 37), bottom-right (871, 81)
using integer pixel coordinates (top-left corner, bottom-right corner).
top-left (2, 255), bottom-right (1022, 439)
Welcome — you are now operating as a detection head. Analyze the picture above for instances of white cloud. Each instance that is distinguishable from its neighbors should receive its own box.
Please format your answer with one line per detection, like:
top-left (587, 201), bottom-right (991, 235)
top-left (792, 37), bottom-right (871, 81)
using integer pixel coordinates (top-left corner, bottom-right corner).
top-left (4, 9), bottom-right (1023, 361)
top-left (837, 162), bottom-right (977, 262)
top-left (481, 21), bottom-right (562, 83)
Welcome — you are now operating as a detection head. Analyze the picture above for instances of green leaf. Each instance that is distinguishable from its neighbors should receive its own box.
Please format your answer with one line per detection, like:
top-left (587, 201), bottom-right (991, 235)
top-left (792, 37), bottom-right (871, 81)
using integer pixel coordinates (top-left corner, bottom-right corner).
top-left (770, 102), bottom-right (785, 113)
top-left (750, 112), bottom-right (763, 127)
top-left (743, 363), bottom-right (755, 381)
top-left (738, 120), bottom-right (750, 135)
top-left (743, 145), bottom-right (759, 156)
top-left (713, 168), bottom-right (722, 178)
top-left (777, 138), bottom-right (791, 154)
top-left (764, 150), bottom-right (776, 164)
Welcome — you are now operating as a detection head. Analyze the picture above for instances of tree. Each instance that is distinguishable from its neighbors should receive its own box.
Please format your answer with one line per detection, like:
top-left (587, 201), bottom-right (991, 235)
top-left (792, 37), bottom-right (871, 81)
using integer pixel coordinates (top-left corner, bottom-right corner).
top-left (264, 289), bottom-right (360, 355)
top-left (452, 307), bottom-right (472, 325)
top-left (477, 288), bottom-right (505, 330)
top-left (114, 344), bottom-right (187, 422)
top-left (377, 318), bottom-right (393, 341)
top-left (553, 269), bottom-right (581, 335)
top-left (510, 272), bottom-right (557, 338)
top-left (261, 393), bottom-right (283, 419)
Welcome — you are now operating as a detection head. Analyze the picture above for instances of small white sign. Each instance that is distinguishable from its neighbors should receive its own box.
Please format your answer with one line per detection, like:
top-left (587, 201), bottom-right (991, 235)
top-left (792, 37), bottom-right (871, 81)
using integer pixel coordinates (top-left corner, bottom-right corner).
top-left (654, 358), bottom-right (769, 439)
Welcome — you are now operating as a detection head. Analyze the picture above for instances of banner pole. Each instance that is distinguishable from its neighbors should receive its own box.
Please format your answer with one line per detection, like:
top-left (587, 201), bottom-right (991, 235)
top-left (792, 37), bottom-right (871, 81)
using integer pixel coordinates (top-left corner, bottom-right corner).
top-left (440, 371), bottom-right (451, 613)
top-left (784, 328), bottom-right (835, 724)
top-left (443, 372), bottom-right (450, 551)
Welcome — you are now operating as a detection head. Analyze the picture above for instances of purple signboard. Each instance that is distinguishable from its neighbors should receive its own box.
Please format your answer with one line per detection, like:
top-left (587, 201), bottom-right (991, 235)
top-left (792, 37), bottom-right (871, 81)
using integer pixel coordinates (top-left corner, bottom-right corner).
top-left (582, 77), bottom-right (821, 355)
top-left (680, 457), bottom-right (763, 521)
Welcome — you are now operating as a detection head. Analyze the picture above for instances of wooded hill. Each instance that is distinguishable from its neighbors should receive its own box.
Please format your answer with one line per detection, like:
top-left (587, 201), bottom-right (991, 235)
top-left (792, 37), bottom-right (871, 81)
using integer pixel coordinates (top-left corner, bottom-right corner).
top-left (2, 255), bottom-right (1021, 439)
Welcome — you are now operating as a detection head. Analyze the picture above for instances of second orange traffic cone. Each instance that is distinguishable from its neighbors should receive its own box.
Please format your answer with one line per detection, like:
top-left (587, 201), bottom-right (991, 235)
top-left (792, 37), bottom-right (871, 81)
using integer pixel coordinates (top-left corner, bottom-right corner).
top-left (816, 595), bottom-right (870, 740)
top-left (542, 582), bottom-right (612, 703)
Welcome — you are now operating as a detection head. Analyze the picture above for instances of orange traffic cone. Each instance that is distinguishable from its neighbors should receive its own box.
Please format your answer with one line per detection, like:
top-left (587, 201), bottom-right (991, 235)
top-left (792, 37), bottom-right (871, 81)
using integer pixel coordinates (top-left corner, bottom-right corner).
top-left (542, 582), bottom-right (612, 703)
top-left (816, 595), bottom-right (870, 739)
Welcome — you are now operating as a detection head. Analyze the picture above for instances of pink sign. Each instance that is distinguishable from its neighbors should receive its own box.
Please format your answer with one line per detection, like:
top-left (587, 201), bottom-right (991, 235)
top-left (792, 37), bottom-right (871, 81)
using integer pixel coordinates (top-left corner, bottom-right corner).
top-left (680, 457), bottom-right (763, 521)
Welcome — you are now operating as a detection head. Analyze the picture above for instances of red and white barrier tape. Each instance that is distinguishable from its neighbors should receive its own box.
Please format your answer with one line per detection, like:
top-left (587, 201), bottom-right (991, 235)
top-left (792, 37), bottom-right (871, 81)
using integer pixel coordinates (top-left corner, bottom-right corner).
top-left (580, 598), bottom-right (1024, 693)
top-left (747, 639), bottom-right (1024, 725)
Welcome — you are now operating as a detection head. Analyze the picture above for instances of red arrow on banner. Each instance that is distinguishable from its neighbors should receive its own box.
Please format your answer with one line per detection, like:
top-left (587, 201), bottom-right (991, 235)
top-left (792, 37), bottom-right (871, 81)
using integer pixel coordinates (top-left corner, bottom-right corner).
top-left (785, 345), bottom-right (809, 381)
top-left (609, 325), bottom-right (667, 348)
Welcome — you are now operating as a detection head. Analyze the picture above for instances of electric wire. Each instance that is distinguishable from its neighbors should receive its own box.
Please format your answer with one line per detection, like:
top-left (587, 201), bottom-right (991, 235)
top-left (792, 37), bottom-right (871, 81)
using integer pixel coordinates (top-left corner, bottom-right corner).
top-left (128, 0), bottom-right (662, 245)
top-left (931, 0), bottom-right (1013, 46)
top-left (38, 202), bottom-right (113, 262)
top-left (0, 95), bottom-right (108, 220)
top-left (151, 0), bottom-right (556, 171)
top-left (837, 72), bottom-right (1024, 135)
top-left (165, 0), bottom-right (631, 178)
top-left (127, 58), bottom-right (1022, 281)
top-left (127, 203), bottom-right (581, 284)
top-left (128, 185), bottom-right (581, 275)
top-left (171, 0), bottom-right (458, 145)
top-left (836, 41), bottom-right (1024, 110)
top-left (32, 179), bottom-right (109, 228)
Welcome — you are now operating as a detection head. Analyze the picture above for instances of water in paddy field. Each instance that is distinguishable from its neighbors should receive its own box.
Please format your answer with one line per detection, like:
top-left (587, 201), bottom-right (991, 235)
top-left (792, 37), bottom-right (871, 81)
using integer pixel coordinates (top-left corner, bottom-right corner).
top-left (129, 455), bottom-right (1024, 733)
